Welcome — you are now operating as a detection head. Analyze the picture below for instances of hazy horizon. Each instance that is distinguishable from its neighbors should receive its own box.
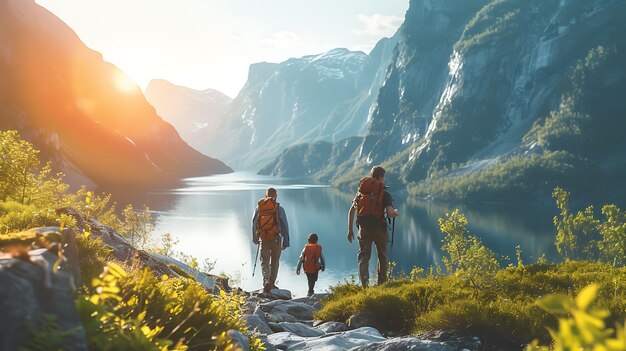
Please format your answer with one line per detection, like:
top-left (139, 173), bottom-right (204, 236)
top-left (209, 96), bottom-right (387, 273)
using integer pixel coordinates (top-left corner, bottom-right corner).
top-left (36, 0), bottom-right (409, 98)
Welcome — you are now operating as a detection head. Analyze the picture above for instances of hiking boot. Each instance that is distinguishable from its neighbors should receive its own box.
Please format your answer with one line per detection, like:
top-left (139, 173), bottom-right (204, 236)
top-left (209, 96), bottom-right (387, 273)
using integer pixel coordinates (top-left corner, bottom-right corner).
top-left (271, 284), bottom-right (280, 290)
top-left (307, 291), bottom-right (314, 297)
top-left (263, 284), bottom-right (272, 293)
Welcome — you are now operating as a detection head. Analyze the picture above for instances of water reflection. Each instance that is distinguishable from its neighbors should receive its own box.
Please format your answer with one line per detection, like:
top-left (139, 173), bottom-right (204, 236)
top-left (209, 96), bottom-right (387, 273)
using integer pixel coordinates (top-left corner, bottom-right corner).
top-left (137, 172), bottom-right (557, 297)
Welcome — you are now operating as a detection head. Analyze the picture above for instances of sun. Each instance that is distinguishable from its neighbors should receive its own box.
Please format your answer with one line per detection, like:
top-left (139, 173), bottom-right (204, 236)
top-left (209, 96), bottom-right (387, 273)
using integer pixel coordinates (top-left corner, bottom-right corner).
top-left (113, 70), bottom-right (138, 94)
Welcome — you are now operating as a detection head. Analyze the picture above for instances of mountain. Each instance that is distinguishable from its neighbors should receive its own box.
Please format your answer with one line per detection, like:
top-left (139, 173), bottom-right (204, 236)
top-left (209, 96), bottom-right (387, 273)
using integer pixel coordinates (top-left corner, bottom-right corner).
top-left (145, 79), bottom-right (231, 150)
top-left (198, 38), bottom-right (398, 170)
top-left (261, 0), bottom-right (626, 201)
top-left (0, 0), bottom-right (232, 189)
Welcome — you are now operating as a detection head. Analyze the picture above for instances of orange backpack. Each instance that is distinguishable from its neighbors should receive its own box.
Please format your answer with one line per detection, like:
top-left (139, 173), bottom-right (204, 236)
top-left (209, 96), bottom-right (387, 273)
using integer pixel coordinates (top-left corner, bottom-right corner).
top-left (257, 197), bottom-right (280, 241)
top-left (303, 244), bottom-right (322, 273)
top-left (356, 177), bottom-right (385, 223)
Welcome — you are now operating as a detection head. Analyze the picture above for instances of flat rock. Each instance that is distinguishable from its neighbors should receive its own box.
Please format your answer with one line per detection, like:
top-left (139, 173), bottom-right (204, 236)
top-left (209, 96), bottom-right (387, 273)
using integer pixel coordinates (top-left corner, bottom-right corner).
top-left (266, 332), bottom-right (309, 350)
top-left (316, 321), bottom-right (348, 333)
top-left (260, 300), bottom-right (317, 321)
top-left (278, 322), bottom-right (325, 337)
top-left (349, 337), bottom-right (459, 351)
top-left (287, 327), bottom-right (386, 351)
top-left (243, 314), bottom-right (273, 335)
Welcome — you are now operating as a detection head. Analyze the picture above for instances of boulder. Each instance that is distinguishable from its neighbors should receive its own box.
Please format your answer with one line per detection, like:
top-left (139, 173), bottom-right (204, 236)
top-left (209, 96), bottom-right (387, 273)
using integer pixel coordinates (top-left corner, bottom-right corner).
top-left (227, 329), bottom-right (250, 351)
top-left (278, 322), bottom-right (325, 337)
top-left (260, 300), bottom-right (317, 321)
top-left (268, 322), bottom-right (284, 333)
top-left (287, 327), bottom-right (386, 351)
top-left (316, 321), bottom-right (348, 333)
top-left (268, 288), bottom-right (293, 300)
top-left (243, 314), bottom-right (273, 335)
top-left (0, 228), bottom-right (87, 350)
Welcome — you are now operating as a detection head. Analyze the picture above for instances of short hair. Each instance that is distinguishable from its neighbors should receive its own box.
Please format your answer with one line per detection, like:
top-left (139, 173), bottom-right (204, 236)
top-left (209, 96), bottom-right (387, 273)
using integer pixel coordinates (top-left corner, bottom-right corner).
top-left (266, 187), bottom-right (277, 198)
top-left (371, 166), bottom-right (386, 180)
top-left (308, 233), bottom-right (319, 244)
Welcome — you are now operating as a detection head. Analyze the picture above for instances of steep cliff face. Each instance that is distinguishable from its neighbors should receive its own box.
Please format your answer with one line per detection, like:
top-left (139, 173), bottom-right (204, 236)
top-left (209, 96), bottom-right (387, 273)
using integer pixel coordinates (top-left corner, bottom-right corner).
top-left (0, 0), bottom-right (232, 189)
top-left (199, 39), bottom-right (397, 170)
top-left (263, 0), bottom-right (626, 200)
top-left (145, 79), bottom-right (231, 151)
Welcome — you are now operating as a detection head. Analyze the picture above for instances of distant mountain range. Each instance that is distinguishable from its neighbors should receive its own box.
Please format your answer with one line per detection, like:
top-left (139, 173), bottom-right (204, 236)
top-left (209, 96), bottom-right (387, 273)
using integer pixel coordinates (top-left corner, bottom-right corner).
top-left (196, 37), bottom-right (398, 169)
top-left (0, 0), bottom-right (231, 189)
top-left (145, 80), bottom-right (231, 152)
top-left (259, 0), bottom-right (626, 201)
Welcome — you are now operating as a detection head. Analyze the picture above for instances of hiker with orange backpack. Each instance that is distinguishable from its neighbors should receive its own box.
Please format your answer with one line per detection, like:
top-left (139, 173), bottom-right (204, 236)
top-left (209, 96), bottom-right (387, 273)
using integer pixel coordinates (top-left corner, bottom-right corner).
top-left (252, 187), bottom-right (290, 293)
top-left (347, 166), bottom-right (399, 288)
top-left (296, 233), bottom-right (326, 297)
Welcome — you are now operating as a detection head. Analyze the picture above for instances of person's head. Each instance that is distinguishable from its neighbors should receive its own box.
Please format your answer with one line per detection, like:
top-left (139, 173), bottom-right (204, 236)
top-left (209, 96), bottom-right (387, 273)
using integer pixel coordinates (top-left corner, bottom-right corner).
top-left (308, 233), bottom-right (319, 244)
top-left (371, 166), bottom-right (386, 182)
top-left (266, 187), bottom-right (277, 199)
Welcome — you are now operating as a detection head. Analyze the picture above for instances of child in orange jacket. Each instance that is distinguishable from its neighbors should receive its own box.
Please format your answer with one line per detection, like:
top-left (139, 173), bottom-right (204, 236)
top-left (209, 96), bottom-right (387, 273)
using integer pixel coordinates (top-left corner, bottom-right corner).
top-left (296, 233), bottom-right (326, 297)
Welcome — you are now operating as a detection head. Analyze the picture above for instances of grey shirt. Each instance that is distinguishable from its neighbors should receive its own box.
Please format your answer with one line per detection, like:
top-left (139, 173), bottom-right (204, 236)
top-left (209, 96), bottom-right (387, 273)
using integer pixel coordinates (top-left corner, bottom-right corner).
top-left (252, 205), bottom-right (290, 248)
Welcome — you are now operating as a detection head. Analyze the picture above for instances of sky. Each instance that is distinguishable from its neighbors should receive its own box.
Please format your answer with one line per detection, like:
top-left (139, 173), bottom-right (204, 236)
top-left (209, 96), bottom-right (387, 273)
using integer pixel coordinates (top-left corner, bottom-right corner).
top-left (36, 0), bottom-right (409, 98)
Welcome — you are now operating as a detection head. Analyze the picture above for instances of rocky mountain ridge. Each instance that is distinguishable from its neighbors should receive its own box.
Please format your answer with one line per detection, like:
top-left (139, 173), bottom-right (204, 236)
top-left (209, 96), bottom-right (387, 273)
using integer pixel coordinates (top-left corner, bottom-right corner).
top-left (145, 79), bottom-right (232, 152)
top-left (0, 0), bottom-right (232, 189)
top-left (198, 37), bottom-right (398, 170)
top-left (261, 0), bottom-right (626, 201)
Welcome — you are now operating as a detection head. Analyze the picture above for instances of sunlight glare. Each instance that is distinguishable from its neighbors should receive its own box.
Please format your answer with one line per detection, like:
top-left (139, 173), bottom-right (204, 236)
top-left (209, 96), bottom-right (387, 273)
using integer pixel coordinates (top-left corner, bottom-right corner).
top-left (113, 71), bottom-right (138, 94)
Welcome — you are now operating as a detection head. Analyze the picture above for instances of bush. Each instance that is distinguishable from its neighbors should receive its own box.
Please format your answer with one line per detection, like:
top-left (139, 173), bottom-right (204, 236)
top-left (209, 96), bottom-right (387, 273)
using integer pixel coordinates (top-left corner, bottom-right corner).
top-left (78, 263), bottom-right (263, 351)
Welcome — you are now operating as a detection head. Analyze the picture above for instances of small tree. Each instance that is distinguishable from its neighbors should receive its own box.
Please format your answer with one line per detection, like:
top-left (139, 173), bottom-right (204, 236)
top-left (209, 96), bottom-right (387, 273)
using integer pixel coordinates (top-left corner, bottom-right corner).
top-left (552, 187), bottom-right (600, 260)
top-left (122, 204), bottom-right (154, 250)
top-left (439, 209), bottom-right (499, 297)
top-left (598, 204), bottom-right (626, 266)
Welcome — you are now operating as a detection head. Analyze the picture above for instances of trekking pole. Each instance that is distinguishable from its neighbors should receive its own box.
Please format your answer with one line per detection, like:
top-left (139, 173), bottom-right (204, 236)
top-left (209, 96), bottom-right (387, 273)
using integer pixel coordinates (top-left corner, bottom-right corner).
top-left (252, 243), bottom-right (260, 277)
top-left (389, 217), bottom-right (396, 260)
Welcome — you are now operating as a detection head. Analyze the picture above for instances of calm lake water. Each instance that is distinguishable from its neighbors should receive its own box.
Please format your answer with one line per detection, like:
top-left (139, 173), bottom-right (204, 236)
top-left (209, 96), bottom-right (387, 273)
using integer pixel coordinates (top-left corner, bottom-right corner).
top-left (133, 172), bottom-right (557, 297)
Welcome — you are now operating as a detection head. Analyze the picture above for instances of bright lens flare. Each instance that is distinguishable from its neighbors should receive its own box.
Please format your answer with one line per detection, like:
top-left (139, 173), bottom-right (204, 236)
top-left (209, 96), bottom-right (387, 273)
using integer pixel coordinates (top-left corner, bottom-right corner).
top-left (113, 71), bottom-right (138, 94)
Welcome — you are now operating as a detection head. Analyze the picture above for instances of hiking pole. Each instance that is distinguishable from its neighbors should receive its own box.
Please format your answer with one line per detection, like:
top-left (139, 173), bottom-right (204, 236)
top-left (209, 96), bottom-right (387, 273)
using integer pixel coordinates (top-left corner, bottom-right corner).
top-left (252, 243), bottom-right (260, 277)
top-left (389, 217), bottom-right (396, 260)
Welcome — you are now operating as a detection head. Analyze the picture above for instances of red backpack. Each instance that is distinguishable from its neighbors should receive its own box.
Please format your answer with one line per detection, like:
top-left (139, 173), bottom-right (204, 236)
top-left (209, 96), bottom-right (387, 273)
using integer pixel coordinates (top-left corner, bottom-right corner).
top-left (356, 177), bottom-right (385, 223)
top-left (257, 197), bottom-right (280, 241)
top-left (303, 244), bottom-right (322, 273)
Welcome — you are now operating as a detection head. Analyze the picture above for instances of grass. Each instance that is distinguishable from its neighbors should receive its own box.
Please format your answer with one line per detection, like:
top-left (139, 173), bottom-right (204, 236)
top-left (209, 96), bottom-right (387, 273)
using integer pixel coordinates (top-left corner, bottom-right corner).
top-left (316, 260), bottom-right (626, 348)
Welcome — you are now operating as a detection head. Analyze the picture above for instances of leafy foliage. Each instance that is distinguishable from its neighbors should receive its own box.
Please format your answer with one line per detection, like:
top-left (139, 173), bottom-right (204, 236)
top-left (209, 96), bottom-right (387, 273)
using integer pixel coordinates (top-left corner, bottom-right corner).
top-left (527, 284), bottom-right (626, 351)
top-left (439, 209), bottom-right (500, 297)
top-left (78, 262), bottom-right (262, 351)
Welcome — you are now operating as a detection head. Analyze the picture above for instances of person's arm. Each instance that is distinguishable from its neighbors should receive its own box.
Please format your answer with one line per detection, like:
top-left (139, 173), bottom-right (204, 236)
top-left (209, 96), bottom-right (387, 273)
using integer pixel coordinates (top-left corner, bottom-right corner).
top-left (347, 204), bottom-right (356, 243)
top-left (251, 208), bottom-right (259, 244)
top-left (384, 191), bottom-right (399, 218)
top-left (279, 207), bottom-right (290, 249)
top-left (296, 248), bottom-right (304, 274)
top-left (320, 251), bottom-right (326, 271)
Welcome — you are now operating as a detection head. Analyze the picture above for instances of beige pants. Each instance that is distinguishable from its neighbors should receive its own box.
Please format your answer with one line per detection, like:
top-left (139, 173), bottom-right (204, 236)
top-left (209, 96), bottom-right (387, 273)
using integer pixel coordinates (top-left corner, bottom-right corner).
top-left (260, 237), bottom-right (281, 287)
top-left (357, 224), bottom-right (388, 287)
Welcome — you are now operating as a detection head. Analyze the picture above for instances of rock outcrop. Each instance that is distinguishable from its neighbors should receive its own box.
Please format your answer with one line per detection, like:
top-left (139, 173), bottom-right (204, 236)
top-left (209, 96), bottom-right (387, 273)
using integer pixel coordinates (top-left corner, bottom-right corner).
top-left (0, 228), bottom-right (87, 350)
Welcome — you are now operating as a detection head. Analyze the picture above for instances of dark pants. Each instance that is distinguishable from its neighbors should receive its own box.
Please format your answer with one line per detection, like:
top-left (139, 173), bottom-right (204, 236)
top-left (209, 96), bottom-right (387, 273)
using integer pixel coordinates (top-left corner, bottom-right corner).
top-left (357, 224), bottom-right (388, 287)
top-left (306, 271), bottom-right (318, 295)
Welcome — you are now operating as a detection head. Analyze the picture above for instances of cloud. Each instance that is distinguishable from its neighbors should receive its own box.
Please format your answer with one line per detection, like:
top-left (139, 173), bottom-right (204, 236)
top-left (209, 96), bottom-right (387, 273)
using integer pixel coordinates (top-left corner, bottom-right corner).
top-left (354, 14), bottom-right (403, 37)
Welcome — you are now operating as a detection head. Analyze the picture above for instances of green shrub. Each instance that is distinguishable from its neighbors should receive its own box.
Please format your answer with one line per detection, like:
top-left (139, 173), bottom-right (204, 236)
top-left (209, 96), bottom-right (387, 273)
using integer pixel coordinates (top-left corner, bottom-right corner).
top-left (0, 201), bottom-right (73, 234)
top-left (78, 263), bottom-right (263, 351)
top-left (527, 284), bottom-right (626, 351)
